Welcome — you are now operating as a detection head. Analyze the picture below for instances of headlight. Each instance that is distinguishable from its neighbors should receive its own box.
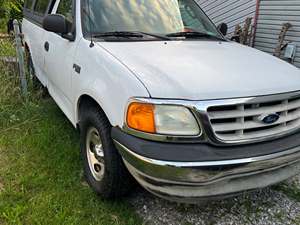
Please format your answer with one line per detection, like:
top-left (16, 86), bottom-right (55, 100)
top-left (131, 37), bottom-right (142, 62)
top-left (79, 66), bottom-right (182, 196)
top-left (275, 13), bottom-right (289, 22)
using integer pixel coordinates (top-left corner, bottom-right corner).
top-left (126, 102), bottom-right (201, 136)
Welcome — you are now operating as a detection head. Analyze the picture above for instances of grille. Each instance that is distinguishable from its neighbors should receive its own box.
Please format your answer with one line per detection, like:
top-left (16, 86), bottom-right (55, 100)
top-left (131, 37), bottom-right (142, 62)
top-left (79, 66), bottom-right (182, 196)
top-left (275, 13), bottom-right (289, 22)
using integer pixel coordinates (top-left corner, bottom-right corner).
top-left (207, 96), bottom-right (300, 142)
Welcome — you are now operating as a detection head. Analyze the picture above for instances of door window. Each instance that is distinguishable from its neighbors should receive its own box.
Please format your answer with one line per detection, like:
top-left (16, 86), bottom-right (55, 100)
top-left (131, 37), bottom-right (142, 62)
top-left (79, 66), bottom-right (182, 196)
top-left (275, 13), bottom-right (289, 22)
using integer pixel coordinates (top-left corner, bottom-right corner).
top-left (57, 0), bottom-right (73, 24)
top-left (34, 0), bottom-right (50, 14)
top-left (25, 0), bottom-right (34, 9)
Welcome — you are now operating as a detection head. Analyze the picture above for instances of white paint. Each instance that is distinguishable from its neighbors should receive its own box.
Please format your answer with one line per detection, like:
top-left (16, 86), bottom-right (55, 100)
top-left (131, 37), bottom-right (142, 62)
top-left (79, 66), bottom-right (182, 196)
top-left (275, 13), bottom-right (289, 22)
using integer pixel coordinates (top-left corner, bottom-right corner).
top-left (22, 0), bottom-right (300, 129)
top-left (100, 40), bottom-right (300, 100)
top-left (22, 19), bottom-right (48, 87)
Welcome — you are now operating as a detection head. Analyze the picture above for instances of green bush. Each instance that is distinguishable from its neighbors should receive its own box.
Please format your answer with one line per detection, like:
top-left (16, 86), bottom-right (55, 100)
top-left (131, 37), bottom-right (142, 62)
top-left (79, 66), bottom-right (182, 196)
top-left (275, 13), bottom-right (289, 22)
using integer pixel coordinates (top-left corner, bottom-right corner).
top-left (0, 0), bottom-right (23, 32)
top-left (0, 19), bottom-right (6, 33)
top-left (0, 0), bottom-right (24, 20)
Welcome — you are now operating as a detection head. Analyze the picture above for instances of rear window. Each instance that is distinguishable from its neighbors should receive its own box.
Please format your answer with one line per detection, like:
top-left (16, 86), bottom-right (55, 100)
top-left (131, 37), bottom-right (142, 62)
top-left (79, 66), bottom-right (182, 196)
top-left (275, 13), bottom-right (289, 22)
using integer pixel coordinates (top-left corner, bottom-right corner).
top-left (34, 0), bottom-right (50, 14)
top-left (25, 0), bottom-right (34, 9)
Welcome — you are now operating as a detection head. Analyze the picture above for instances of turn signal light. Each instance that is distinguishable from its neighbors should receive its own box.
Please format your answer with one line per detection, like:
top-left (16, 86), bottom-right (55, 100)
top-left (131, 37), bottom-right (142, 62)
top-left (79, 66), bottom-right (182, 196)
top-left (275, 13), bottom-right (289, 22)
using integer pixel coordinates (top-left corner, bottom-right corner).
top-left (126, 102), bottom-right (156, 133)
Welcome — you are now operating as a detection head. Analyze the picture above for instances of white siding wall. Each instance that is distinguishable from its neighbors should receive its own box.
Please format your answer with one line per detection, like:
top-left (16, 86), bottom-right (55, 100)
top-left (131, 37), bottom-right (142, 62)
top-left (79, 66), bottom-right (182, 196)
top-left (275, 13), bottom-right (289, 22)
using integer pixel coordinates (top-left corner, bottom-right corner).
top-left (254, 0), bottom-right (300, 68)
top-left (196, 0), bottom-right (257, 35)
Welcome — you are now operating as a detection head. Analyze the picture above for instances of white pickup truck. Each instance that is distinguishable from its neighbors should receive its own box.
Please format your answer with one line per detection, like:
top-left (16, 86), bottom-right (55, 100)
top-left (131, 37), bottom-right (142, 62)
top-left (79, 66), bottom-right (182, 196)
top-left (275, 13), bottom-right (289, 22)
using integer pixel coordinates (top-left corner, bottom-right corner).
top-left (23, 0), bottom-right (300, 203)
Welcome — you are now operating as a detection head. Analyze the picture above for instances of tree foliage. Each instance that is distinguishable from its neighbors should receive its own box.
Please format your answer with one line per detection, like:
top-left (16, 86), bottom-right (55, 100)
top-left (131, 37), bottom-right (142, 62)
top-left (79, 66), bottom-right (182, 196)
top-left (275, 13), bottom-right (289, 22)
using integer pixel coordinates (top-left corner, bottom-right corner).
top-left (0, 0), bottom-right (24, 20)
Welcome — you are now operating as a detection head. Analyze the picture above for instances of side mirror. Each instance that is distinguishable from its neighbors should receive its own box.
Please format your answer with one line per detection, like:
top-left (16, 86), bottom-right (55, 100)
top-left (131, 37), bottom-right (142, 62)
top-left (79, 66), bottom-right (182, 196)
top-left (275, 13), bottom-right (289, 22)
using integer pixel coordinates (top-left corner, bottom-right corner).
top-left (217, 23), bottom-right (228, 36)
top-left (43, 14), bottom-right (69, 34)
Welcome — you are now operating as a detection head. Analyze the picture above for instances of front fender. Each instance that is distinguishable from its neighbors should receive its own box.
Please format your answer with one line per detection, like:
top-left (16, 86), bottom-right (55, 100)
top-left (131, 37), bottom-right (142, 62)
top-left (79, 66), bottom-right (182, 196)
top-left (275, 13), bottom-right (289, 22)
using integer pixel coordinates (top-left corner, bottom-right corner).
top-left (73, 39), bottom-right (150, 127)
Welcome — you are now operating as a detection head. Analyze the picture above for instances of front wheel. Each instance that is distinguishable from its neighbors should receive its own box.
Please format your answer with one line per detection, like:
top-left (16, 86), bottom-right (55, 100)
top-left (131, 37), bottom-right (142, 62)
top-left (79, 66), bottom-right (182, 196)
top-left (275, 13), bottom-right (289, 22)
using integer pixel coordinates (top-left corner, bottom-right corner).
top-left (80, 105), bottom-right (134, 199)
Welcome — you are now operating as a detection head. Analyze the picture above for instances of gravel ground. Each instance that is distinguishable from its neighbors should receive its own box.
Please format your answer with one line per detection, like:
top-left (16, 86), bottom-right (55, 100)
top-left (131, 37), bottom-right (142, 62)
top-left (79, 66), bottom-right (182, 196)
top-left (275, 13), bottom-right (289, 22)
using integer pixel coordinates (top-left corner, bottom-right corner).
top-left (128, 176), bottom-right (300, 225)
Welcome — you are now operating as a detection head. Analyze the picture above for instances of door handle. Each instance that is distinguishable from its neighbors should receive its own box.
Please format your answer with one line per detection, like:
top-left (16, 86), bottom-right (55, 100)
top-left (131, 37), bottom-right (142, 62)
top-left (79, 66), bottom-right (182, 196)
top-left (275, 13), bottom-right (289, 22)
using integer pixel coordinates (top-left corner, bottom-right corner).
top-left (73, 64), bottom-right (81, 74)
top-left (44, 41), bottom-right (49, 52)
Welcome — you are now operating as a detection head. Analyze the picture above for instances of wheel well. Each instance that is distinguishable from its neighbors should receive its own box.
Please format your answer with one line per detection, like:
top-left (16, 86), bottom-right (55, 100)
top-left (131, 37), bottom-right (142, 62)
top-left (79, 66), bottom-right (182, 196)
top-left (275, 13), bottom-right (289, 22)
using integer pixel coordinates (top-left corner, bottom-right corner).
top-left (77, 95), bottom-right (110, 129)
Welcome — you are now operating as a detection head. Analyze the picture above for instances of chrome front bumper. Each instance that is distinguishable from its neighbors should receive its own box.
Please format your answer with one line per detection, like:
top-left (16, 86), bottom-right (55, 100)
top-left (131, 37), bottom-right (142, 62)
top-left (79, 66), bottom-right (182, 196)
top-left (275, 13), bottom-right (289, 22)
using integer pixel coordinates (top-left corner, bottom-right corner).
top-left (114, 141), bottom-right (300, 203)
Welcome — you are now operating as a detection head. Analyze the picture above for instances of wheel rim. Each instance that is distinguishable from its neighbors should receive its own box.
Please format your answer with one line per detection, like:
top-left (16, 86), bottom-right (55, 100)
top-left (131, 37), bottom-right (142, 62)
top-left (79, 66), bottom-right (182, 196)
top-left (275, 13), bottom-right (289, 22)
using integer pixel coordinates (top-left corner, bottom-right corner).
top-left (86, 127), bottom-right (105, 181)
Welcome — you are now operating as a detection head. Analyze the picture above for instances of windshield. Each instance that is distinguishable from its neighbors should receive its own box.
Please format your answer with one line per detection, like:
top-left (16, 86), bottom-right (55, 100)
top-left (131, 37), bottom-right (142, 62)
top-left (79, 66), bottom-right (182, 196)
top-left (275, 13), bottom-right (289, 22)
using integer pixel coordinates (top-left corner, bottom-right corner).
top-left (81, 0), bottom-right (222, 39)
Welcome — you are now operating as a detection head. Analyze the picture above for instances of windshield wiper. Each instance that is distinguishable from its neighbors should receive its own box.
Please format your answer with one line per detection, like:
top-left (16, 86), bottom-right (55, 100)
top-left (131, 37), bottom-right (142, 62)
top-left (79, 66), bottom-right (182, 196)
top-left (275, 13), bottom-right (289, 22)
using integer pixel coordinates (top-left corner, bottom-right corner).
top-left (166, 31), bottom-right (225, 41)
top-left (137, 31), bottom-right (171, 40)
top-left (92, 31), bottom-right (144, 38)
top-left (92, 31), bottom-right (171, 40)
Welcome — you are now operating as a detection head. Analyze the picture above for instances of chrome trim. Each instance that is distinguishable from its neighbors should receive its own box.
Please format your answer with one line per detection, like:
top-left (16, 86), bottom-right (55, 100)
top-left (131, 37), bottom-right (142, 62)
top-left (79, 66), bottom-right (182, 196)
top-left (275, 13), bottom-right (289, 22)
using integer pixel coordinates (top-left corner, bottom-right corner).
top-left (115, 140), bottom-right (300, 167)
top-left (115, 139), bottom-right (300, 202)
top-left (123, 98), bottom-right (206, 143)
top-left (123, 90), bottom-right (300, 145)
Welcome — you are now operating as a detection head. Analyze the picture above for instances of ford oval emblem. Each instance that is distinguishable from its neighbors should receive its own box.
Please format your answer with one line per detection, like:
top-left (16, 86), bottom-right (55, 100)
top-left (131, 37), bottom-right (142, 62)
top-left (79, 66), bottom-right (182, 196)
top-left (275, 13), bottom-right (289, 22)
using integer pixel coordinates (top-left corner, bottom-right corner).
top-left (260, 113), bottom-right (280, 124)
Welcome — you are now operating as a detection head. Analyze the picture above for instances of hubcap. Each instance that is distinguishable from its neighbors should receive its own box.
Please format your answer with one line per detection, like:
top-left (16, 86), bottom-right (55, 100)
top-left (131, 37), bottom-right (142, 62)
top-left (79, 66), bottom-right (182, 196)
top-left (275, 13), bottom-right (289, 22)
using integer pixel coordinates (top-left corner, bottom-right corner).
top-left (86, 127), bottom-right (105, 181)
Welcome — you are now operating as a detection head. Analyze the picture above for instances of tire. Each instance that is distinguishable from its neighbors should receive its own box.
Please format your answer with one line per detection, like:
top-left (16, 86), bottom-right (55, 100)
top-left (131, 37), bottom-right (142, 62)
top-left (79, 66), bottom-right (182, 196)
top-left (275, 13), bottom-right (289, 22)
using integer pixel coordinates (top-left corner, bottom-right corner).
top-left (80, 104), bottom-right (134, 199)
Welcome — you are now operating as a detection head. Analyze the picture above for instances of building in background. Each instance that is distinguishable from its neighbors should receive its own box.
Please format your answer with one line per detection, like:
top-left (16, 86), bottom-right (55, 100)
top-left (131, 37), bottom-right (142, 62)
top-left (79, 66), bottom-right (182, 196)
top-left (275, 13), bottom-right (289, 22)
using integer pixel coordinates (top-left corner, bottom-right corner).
top-left (197, 0), bottom-right (300, 68)
top-left (197, 0), bottom-right (256, 35)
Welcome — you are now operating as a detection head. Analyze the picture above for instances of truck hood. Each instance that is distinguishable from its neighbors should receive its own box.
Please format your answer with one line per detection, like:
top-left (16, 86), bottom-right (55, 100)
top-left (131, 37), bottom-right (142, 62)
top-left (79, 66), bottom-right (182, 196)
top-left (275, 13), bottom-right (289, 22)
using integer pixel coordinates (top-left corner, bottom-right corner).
top-left (99, 41), bottom-right (300, 100)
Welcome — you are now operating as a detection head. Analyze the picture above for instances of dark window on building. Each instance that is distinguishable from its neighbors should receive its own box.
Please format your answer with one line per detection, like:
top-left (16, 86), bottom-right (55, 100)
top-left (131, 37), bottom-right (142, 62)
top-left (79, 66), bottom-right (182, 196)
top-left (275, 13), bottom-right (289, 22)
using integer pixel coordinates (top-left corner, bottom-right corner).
top-left (25, 0), bottom-right (34, 9)
top-left (34, 0), bottom-right (50, 14)
top-left (57, 0), bottom-right (73, 23)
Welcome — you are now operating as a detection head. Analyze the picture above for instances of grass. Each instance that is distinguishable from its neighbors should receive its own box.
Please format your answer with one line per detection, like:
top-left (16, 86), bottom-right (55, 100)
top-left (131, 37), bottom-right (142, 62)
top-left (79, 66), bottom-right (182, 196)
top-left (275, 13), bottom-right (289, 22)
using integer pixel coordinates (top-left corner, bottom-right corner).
top-left (0, 37), bottom-right (16, 58)
top-left (0, 40), bottom-right (141, 224)
top-left (0, 19), bottom-right (6, 33)
top-left (1, 32), bottom-right (300, 225)
top-left (273, 182), bottom-right (300, 202)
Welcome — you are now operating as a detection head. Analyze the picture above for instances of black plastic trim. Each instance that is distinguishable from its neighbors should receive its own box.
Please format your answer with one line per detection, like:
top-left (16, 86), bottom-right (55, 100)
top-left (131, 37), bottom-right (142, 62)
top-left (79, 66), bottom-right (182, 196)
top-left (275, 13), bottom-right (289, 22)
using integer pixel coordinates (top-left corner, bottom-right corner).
top-left (23, 0), bottom-right (57, 25)
top-left (23, 0), bottom-right (76, 41)
top-left (112, 127), bottom-right (300, 162)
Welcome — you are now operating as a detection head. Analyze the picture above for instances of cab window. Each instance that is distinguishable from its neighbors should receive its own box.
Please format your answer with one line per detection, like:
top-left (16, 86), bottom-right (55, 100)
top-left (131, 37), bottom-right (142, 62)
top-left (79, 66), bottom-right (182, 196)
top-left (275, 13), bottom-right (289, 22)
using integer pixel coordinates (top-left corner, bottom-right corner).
top-left (57, 0), bottom-right (73, 24)
top-left (25, 0), bottom-right (34, 9)
top-left (179, 1), bottom-right (206, 31)
top-left (82, 0), bottom-right (221, 38)
top-left (34, 0), bottom-right (50, 14)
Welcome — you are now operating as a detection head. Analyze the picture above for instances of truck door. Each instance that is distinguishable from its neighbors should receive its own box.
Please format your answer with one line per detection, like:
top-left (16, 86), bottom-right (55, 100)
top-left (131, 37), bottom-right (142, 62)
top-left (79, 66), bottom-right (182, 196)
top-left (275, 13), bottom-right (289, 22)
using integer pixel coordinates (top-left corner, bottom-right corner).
top-left (24, 0), bottom-right (54, 86)
top-left (43, 0), bottom-right (77, 120)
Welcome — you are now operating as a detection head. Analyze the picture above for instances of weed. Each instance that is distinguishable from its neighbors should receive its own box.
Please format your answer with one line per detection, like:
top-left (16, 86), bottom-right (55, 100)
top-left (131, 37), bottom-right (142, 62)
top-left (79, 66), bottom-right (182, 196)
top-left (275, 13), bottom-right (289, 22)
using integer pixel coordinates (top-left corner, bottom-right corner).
top-left (0, 36), bottom-right (141, 225)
